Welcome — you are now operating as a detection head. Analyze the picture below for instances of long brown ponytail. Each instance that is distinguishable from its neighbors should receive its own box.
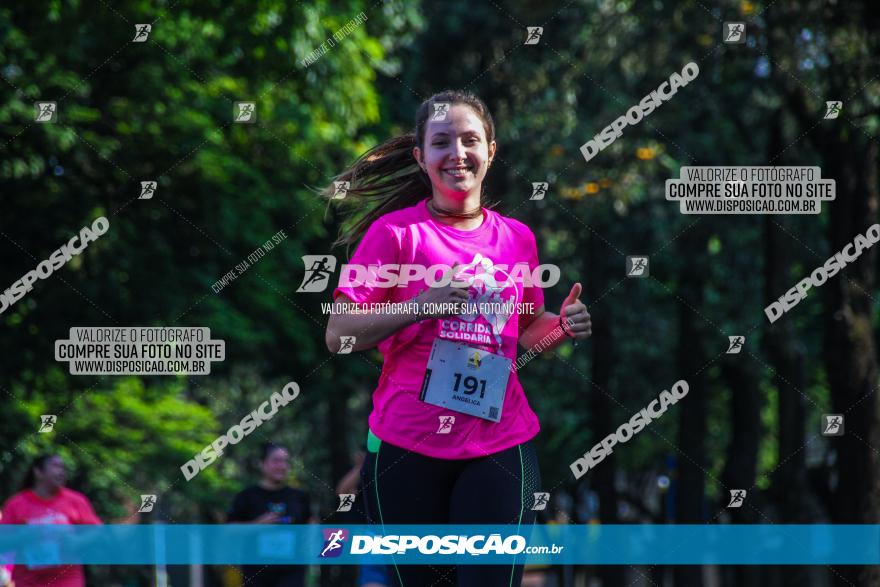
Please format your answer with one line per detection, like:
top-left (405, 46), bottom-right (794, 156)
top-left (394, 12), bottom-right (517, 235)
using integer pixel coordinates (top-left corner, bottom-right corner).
top-left (322, 90), bottom-right (497, 255)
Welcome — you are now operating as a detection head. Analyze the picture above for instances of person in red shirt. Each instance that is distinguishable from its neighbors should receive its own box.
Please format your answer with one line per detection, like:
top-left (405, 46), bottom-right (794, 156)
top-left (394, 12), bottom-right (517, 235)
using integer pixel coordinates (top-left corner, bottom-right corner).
top-left (0, 510), bottom-right (11, 587)
top-left (0, 454), bottom-right (102, 587)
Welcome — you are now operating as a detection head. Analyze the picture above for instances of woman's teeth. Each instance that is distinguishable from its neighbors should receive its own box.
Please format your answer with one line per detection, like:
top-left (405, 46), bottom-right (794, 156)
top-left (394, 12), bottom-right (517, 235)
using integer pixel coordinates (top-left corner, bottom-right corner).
top-left (445, 167), bottom-right (472, 177)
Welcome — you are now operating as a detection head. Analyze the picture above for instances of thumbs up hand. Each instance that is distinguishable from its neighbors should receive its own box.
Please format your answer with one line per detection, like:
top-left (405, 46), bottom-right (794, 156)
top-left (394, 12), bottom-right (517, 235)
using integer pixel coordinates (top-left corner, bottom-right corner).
top-left (559, 283), bottom-right (592, 341)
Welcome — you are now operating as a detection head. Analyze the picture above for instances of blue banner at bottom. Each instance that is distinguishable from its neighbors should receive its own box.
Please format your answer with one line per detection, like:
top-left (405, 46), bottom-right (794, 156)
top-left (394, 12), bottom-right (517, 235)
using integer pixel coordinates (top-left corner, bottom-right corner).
top-left (0, 524), bottom-right (877, 565)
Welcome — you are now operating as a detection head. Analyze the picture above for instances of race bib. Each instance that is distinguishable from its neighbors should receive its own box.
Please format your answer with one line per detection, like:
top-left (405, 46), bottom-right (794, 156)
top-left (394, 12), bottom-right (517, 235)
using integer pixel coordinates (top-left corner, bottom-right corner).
top-left (419, 338), bottom-right (511, 422)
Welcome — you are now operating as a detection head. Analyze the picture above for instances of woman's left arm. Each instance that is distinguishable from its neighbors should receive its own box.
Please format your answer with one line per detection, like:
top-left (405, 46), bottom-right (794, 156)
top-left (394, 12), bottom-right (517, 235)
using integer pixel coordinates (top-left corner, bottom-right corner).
top-left (518, 283), bottom-right (592, 352)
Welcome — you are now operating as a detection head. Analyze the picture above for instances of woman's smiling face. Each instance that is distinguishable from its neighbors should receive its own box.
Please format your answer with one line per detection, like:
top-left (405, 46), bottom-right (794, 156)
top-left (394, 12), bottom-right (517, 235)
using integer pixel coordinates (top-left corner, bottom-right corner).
top-left (414, 103), bottom-right (496, 201)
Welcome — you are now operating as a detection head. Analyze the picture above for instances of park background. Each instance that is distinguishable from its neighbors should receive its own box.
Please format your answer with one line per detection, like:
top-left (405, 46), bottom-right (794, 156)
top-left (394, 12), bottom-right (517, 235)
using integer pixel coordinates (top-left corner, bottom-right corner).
top-left (1, 0), bottom-right (879, 585)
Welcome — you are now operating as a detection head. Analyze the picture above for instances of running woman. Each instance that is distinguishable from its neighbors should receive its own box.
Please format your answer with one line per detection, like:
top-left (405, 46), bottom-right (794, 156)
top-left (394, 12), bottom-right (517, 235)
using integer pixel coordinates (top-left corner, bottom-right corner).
top-left (0, 454), bottom-right (103, 587)
top-left (323, 90), bottom-right (592, 586)
top-left (227, 443), bottom-right (314, 587)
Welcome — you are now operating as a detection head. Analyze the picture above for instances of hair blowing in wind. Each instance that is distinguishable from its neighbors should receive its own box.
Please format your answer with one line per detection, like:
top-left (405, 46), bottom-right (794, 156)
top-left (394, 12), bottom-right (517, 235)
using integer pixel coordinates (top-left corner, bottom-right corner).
top-left (320, 90), bottom-right (497, 255)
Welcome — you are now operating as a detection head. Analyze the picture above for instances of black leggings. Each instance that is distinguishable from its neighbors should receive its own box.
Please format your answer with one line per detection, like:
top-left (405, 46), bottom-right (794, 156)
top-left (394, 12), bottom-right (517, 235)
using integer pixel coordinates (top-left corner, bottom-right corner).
top-left (360, 435), bottom-right (542, 587)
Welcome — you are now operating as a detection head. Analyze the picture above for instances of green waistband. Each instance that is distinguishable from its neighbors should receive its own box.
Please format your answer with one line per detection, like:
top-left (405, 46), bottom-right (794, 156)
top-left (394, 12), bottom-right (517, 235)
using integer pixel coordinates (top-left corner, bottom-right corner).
top-left (366, 428), bottom-right (382, 453)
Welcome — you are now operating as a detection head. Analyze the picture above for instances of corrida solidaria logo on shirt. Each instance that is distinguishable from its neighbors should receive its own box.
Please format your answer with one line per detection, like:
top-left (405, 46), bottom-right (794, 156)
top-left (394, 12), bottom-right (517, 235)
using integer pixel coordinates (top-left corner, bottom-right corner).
top-left (438, 253), bottom-right (524, 348)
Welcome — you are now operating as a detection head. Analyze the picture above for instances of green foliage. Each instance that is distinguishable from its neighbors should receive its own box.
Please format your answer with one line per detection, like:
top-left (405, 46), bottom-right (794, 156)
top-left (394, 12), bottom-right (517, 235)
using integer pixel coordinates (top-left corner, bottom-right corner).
top-left (0, 0), bottom-right (423, 520)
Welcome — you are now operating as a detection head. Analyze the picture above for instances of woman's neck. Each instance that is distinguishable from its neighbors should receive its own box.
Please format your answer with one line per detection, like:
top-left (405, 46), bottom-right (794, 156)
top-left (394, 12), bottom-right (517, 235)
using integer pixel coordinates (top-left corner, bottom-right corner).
top-left (428, 193), bottom-right (484, 230)
top-left (33, 485), bottom-right (59, 499)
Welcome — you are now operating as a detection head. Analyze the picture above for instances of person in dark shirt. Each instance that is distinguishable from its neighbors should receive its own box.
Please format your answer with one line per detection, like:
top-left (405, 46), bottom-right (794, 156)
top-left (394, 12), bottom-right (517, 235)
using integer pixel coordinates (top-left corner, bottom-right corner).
top-left (228, 443), bottom-right (314, 587)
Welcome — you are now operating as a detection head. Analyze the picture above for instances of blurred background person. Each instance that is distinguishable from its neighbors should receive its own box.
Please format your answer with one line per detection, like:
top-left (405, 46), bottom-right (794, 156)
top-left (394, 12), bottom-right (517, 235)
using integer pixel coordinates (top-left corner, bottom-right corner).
top-left (0, 509), bottom-right (11, 587)
top-left (0, 453), bottom-right (102, 587)
top-left (227, 443), bottom-right (314, 587)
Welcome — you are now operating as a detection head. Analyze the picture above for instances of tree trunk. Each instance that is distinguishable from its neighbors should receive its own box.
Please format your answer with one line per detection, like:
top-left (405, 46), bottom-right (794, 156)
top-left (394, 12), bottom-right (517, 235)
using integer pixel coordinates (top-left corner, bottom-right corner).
top-left (587, 227), bottom-right (626, 587)
top-left (674, 226), bottom-right (709, 587)
top-left (762, 111), bottom-right (812, 587)
top-left (822, 137), bottom-right (880, 587)
top-left (719, 356), bottom-right (763, 587)
top-left (767, 2), bottom-right (880, 583)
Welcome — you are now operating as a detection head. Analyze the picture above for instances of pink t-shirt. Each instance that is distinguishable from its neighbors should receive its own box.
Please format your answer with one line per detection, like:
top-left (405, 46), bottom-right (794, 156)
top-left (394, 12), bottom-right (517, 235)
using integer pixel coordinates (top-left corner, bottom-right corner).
top-left (333, 198), bottom-right (545, 459)
top-left (1, 488), bottom-right (102, 587)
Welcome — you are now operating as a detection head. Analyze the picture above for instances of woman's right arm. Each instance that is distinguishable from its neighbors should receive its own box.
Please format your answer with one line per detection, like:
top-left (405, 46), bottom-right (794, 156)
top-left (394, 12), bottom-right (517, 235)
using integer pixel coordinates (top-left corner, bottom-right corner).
top-left (325, 276), bottom-right (469, 354)
top-left (325, 293), bottom-right (421, 353)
